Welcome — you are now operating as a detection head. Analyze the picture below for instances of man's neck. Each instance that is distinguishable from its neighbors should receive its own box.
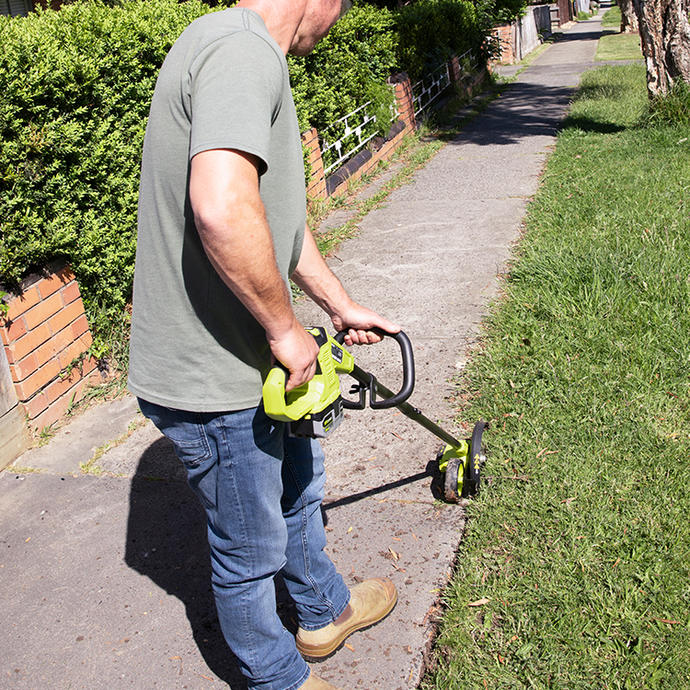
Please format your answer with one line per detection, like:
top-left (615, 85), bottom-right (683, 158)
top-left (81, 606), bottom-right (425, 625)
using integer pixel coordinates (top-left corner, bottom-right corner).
top-left (236, 0), bottom-right (305, 55)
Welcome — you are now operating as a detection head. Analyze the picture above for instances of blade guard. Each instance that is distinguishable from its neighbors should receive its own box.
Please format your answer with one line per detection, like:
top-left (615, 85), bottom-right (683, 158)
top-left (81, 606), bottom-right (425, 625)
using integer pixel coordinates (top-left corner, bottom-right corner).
top-left (262, 327), bottom-right (354, 423)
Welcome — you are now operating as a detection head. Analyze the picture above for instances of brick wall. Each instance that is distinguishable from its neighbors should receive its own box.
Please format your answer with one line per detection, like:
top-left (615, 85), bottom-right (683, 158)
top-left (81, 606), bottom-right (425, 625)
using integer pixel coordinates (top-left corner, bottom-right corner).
top-left (302, 127), bottom-right (328, 200)
top-left (1, 264), bottom-right (100, 432)
top-left (300, 66), bottom-right (488, 203)
top-left (493, 23), bottom-right (517, 64)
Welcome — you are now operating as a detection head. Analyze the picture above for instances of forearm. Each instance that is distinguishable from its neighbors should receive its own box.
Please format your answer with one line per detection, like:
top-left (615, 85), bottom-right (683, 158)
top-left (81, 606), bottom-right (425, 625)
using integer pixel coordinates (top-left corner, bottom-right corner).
top-left (292, 226), bottom-right (353, 320)
top-left (292, 226), bottom-right (400, 344)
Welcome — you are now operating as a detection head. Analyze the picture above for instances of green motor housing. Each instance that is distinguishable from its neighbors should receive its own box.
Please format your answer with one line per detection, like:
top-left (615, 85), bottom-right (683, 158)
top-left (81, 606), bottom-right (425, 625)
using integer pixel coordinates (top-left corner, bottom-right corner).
top-left (262, 327), bottom-right (354, 438)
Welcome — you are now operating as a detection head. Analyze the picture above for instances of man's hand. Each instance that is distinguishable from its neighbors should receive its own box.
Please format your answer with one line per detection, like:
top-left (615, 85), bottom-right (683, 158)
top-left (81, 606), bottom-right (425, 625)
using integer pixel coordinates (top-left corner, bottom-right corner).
top-left (291, 228), bottom-right (400, 347)
top-left (330, 302), bottom-right (400, 347)
top-left (268, 322), bottom-right (320, 392)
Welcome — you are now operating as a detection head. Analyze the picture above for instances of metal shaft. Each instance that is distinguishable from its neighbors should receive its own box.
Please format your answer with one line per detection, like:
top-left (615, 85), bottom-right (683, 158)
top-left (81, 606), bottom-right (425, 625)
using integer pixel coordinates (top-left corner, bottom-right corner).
top-left (349, 365), bottom-right (462, 449)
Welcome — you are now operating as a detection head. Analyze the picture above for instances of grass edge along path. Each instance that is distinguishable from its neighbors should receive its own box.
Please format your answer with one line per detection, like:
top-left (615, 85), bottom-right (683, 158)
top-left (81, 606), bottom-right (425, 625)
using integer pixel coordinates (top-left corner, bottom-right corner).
top-left (421, 64), bottom-right (690, 688)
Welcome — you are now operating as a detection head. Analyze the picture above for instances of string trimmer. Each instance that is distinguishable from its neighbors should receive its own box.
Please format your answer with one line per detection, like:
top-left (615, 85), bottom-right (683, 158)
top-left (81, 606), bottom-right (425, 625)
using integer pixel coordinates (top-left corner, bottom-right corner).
top-left (262, 327), bottom-right (487, 502)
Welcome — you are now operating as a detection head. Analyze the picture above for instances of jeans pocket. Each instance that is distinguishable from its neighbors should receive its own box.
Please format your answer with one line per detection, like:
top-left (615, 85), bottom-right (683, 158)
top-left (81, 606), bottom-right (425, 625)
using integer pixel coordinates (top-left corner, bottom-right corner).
top-left (139, 399), bottom-right (212, 470)
top-left (168, 434), bottom-right (212, 470)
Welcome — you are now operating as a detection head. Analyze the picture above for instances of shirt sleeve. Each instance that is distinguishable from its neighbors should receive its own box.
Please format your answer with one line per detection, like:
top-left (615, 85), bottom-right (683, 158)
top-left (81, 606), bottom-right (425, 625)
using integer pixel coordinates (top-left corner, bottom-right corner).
top-left (188, 31), bottom-right (284, 175)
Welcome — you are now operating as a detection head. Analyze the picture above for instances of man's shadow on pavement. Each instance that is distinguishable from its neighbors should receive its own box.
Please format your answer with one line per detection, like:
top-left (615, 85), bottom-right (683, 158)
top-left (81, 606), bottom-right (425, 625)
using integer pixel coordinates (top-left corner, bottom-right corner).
top-left (124, 437), bottom-right (248, 689)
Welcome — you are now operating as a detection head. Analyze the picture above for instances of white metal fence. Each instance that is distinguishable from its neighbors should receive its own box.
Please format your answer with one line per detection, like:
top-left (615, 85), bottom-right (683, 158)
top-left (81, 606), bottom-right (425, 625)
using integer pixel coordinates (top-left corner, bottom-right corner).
top-left (319, 97), bottom-right (398, 176)
top-left (319, 49), bottom-right (477, 176)
top-left (411, 49), bottom-right (476, 118)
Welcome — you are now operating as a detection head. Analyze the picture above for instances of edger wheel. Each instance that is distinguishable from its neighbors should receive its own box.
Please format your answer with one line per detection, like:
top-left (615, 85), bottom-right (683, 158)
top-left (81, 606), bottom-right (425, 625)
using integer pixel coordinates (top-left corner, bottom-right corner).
top-left (462, 421), bottom-right (487, 497)
top-left (443, 457), bottom-right (463, 503)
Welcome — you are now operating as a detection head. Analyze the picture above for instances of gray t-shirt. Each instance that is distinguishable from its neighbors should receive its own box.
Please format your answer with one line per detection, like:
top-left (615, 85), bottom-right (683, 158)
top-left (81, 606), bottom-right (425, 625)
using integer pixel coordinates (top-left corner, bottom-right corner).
top-left (128, 8), bottom-right (306, 412)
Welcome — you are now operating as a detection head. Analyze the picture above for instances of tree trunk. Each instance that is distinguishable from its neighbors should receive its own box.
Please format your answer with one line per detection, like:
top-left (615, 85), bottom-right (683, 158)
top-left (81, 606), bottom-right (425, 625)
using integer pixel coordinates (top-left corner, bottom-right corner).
top-left (633, 0), bottom-right (690, 98)
top-left (619, 0), bottom-right (639, 32)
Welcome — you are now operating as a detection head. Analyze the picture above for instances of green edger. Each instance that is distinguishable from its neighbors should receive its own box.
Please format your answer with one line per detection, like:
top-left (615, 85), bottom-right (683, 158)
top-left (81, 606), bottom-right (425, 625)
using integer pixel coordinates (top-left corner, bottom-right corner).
top-left (262, 327), bottom-right (487, 503)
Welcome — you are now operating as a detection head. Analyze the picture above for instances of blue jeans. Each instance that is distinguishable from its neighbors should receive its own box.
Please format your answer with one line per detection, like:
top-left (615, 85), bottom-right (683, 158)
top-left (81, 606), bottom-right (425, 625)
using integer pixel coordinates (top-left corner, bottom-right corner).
top-left (138, 399), bottom-right (350, 690)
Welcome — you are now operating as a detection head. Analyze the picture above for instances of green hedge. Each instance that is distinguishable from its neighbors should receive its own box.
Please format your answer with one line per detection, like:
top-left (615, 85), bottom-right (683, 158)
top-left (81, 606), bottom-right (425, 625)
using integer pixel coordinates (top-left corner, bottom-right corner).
top-left (0, 0), bottom-right (212, 347)
top-left (394, 0), bottom-right (490, 80)
top-left (0, 0), bottom-right (491, 351)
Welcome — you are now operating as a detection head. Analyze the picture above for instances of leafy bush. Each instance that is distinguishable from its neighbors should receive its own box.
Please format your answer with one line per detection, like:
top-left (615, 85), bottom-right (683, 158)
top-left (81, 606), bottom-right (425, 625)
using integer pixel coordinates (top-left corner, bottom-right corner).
top-left (0, 0), bottom-right (494, 354)
top-left (289, 4), bottom-right (398, 133)
top-left (491, 0), bottom-right (529, 24)
top-left (0, 0), bottom-right (213, 345)
top-left (288, 3), bottom-right (399, 171)
top-left (393, 0), bottom-right (489, 80)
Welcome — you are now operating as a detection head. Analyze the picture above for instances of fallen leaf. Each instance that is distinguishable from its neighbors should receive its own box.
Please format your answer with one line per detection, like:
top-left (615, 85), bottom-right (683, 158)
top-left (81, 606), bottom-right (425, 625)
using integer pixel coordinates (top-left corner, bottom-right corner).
top-left (388, 547), bottom-right (400, 560)
top-left (25, 537), bottom-right (31, 543)
top-left (344, 643), bottom-right (355, 652)
top-left (468, 597), bottom-right (491, 607)
top-left (653, 618), bottom-right (682, 625)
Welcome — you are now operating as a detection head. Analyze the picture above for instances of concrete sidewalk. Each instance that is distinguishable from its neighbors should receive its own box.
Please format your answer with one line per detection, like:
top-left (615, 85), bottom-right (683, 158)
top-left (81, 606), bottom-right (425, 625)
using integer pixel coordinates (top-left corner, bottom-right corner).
top-left (1, 12), bottom-right (609, 690)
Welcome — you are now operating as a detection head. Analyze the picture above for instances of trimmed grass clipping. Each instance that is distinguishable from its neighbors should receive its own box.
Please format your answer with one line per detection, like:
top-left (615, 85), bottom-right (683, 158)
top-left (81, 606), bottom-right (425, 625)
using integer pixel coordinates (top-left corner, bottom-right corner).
top-left (423, 64), bottom-right (690, 689)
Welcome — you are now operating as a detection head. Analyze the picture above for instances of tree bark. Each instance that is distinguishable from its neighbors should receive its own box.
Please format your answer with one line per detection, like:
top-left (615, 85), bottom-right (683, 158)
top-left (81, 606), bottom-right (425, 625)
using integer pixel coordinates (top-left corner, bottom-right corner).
top-left (619, 0), bottom-right (639, 32)
top-left (633, 0), bottom-right (690, 98)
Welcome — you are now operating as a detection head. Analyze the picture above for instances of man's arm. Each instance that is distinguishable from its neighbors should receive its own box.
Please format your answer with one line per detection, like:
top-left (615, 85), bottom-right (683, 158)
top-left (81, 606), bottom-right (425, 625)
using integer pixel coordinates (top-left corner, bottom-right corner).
top-left (189, 148), bottom-right (318, 390)
top-left (292, 226), bottom-right (400, 345)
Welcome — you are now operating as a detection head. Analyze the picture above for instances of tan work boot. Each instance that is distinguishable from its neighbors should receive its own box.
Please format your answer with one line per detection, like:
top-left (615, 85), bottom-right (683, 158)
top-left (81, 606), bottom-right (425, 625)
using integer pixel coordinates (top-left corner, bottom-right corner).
top-left (299, 671), bottom-right (340, 689)
top-left (296, 577), bottom-right (397, 660)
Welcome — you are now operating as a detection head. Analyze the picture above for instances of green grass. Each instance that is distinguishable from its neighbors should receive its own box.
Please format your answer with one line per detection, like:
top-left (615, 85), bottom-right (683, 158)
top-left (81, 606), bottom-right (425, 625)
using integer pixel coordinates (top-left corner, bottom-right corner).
top-left (422, 64), bottom-right (690, 689)
top-left (596, 32), bottom-right (643, 61)
top-left (601, 5), bottom-right (622, 28)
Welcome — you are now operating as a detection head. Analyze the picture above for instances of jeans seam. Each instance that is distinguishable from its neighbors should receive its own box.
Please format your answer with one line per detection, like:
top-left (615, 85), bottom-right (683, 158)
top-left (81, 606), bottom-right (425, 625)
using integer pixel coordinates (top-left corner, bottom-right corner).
top-left (217, 416), bottom-right (260, 673)
top-left (284, 458), bottom-right (339, 622)
top-left (284, 665), bottom-right (311, 690)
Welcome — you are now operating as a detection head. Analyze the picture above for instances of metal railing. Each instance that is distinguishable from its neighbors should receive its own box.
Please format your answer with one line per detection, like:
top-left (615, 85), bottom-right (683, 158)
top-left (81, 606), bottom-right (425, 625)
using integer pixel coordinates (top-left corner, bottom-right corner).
top-left (320, 96), bottom-right (397, 176)
top-left (411, 49), bottom-right (476, 118)
top-left (319, 50), bottom-right (477, 176)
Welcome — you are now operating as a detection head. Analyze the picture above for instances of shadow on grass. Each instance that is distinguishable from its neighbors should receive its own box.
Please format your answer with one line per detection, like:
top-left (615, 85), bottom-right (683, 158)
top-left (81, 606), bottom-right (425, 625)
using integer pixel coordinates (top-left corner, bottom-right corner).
top-left (561, 114), bottom-right (627, 133)
top-left (428, 70), bottom-right (634, 146)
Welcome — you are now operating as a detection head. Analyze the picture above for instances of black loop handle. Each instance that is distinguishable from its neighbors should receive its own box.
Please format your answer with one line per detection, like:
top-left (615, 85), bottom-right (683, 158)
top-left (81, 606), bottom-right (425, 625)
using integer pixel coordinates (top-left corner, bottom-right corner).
top-left (335, 329), bottom-right (415, 409)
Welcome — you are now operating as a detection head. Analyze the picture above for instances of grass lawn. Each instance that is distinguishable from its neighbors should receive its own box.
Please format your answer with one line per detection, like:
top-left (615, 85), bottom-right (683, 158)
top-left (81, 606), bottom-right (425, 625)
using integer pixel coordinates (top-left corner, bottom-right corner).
top-left (596, 32), bottom-right (643, 61)
top-left (601, 5), bottom-right (622, 28)
top-left (597, 5), bottom-right (642, 62)
top-left (421, 63), bottom-right (690, 689)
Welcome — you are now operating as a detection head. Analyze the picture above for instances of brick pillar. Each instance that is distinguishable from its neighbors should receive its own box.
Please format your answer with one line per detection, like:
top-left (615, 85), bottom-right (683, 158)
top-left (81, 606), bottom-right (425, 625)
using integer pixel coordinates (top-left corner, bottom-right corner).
top-left (0, 264), bottom-right (99, 431)
top-left (449, 55), bottom-right (462, 84)
top-left (389, 72), bottom-right (416, 134)
top-left (490, 23), bottom-right (517, 65)
top-left (301, 127), bottom-right (327, 200)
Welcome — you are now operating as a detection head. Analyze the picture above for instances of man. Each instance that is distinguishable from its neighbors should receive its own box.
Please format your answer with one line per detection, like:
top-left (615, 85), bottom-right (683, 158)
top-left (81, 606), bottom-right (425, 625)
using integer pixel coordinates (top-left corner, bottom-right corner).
top-left (128, 1), bottom-right (399, 688)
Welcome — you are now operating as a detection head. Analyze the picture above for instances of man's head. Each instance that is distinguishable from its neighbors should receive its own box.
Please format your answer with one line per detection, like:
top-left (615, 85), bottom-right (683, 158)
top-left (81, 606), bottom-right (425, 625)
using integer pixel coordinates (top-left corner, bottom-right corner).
top-left (237, 0), bottom-right (351, 56)
top-left (289, 0), bottom-right (351, 56)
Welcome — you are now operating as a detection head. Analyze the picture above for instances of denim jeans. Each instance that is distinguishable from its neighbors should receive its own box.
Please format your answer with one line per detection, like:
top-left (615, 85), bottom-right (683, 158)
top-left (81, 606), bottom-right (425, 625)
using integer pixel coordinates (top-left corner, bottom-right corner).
top-left (138, 399), bottom-right (350, 690)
